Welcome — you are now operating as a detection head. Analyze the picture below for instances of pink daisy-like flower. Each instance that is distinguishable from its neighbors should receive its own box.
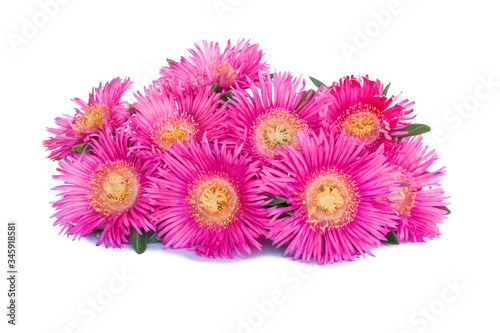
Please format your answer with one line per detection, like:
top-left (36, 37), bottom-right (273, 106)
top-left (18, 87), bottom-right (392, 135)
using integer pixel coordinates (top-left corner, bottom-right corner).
top-left (261, 130), bottom-right (401, 264)
top-left (51, 128), bottom-right (155, 248)
top-left (226, 72), bottom-right (332, 161)
top-left (129, 82), bottom-right (227, 158)
top-left (147, 138), bottom-right (268, 259)
top-left (326, 75), bottom-right (414, 152)
top-left (160, 39), bottom-right (269, 92)
top-left (386, 136), bottom-right (449, 242)
top-left (44, 77), bottom-right (132, 160)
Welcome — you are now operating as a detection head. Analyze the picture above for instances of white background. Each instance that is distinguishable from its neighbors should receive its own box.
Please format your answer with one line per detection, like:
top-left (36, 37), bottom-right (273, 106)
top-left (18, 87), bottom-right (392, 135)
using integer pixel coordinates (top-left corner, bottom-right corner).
top-left (1, 0), bottom-right (499, 332)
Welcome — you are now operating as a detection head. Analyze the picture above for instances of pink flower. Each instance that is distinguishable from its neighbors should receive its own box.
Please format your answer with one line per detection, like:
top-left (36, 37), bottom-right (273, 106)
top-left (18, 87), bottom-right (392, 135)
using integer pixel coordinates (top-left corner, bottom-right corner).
top-left (226, 72), bottom-right (332, 161)
top-left (147, 138), bottom-right (268, 259)
top-left (386, 136), bottom-right (449, 242)
top-left (44, 77), bottom-right (132, 160)
top-left (160, 39), bottom-right (269, 91)
top-left (51, 128), bottom-right (155, 248)
top-left (261, 130), bottom-right (401, 264)
top-left (129, 82), bottom-right (227, 158)
top-left (326, 75), bottom-right (414, 152)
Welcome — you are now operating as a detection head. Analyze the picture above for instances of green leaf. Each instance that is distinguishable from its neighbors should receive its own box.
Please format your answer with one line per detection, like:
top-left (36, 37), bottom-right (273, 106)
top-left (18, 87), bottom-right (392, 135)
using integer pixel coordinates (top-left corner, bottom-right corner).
top-left (130, 228), bottom-right (147, 254)
top-left (277, 210), bottom-right (295, 218)
top-left (147, 232), bottom-right (161, 244)
top-left (264, 196), bottom-right (288, 207)
top-left (392, 124), bottom-right (431, 139)
top-left (437, 206), bottom-right (451, 215)
top-left (382, 82), bottom-right (391, 96)
top-left (309, 76), bottom-right (327, 88)
top-left (220, 90), bottom-right (233, 102)
top-left (383, 231), bottom-right (399, 245)
top-left (166, 58), bottom-right (174, 64)
top-left (296, 89), bottom-right (315, 111)
top-left (211, 83), bottom-right (219, 93)
top-left (53, 157), bottom-right (62, 161)
top-left (72, 144), bottom-right (88, 154)
top-left (128, 106), bottom-right (136, 116)
top-left (269, 73), bottom-right (274, 80)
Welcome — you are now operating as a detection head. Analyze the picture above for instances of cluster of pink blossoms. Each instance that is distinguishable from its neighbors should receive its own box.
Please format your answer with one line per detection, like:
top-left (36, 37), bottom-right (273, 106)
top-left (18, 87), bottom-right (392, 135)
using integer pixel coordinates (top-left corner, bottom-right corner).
top-left (44, 40), bottom-right (450, 264)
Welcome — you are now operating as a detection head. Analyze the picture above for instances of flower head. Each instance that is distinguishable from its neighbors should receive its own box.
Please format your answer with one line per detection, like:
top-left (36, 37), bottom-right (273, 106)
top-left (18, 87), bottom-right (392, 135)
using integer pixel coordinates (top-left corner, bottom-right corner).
top-left (261, 130), bottom-right (401, 264)
top-left (386, 137), bottom-right (449, 242)
top-left (129, 82), bottom-right (226, 158)
top-left (51, 128), bottom-right (155, 248)
top-left (44, 77), bottom-right (132, 160)
top-left (326, 75), bottom-right (414, 152)
top-left (148, 139), bottom-right (268, 259)
top-left (226, 72), bottom-right (331, 161)
top-left (160, 39), bottom-right (269, 91)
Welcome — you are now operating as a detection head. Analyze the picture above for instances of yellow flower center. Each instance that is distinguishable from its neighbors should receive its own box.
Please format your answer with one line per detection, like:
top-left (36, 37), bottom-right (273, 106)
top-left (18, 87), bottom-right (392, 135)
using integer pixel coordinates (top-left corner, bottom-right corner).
top-left (188, 175), bottom-right (239, 227)
top-left (199, 186), bottom-right (230, 214)
top-left (391, 187), bottom-right (415, 216)
top-left (159, 124), bottom-right (190, 146)
top-left (103, 173), bottom-right (130, 202)
top-left (313, 184), bottom-right (346, 215)
top-left (212, 61), bottom-right (237, 80)
top-left (253, 108), bottom-right (308, 158)
top-left (338, 103), bottom-right (382, 145)
top-left (88, 161), bottom-right (139, 215)
top-left (196, 61), bottom-right (237, 86)
top-left (343, 113), bottom-right (377, 137)
top-left (303, 170), bottom-right (360, 231)
top-left (152, 117), bottom-right (197, 150)
top-left (263, 124), bottom-right (291, 148)
top-left (388, 170), bottom-right (416, 216)
top-left (75, 104), bottom-right (110, 132)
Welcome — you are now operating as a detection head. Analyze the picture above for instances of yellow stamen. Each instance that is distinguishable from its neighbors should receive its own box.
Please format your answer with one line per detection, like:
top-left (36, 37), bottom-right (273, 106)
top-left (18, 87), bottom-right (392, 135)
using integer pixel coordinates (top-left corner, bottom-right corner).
top-left (343, 113), bottom-right (377, 138)
top-left (195, 62), bottom-right (238, 86)
top-left (263, 124), bottom-right (291, 149)
top-left (337, 103), bottom-right (382, 144)
top-left (384, 168), bottom-right (416, 216)
top-left (212, 62), bottom-right (236, 81)
top-left (75, 104), bottom-right (110, 132)
top-left (392, 189), bottom-right (412, 216)
top-left (159, 124), bottom-right (190, 146)
top-left (303, 170), bottom-right (360, 231)
top-left (152, 118), bottom-right (196, 150)
top-left (103, 173), bottom-right (131, 203)
top-left (88, 161), bottom-right (139, 215)
top-left (253, 108), bottom-right (308, 157)
top-left (313, 184), bottom-right (346, 215)
top-left (187, 175), bottom-right (239, 228)
top-left (391, 184), bottom-right (416, 216)
top-left (199, 186), bottom-right (229, 214)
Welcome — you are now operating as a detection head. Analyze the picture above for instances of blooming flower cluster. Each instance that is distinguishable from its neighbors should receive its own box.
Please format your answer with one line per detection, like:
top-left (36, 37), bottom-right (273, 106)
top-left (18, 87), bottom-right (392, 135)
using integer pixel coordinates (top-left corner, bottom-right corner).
top-left (44, 39), bottom-right (450, 264)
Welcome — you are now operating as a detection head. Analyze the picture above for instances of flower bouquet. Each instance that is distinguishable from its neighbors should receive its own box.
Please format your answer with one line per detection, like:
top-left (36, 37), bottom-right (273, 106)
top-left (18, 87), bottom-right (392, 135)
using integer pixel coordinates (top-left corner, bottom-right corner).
top-left (44, 40), bottom-right (450, 264)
